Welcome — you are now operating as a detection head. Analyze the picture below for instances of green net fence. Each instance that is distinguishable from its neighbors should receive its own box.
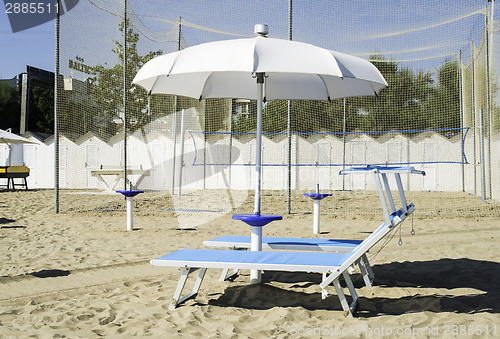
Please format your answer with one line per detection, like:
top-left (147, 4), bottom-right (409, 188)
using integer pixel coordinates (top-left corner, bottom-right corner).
top-left (55, 0), bottom-right (500, 221)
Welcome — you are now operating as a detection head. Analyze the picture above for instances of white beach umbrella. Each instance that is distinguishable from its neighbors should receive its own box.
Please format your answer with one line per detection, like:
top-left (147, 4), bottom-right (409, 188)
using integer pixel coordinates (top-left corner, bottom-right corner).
top-left (0, 129), bottom-right (37, 166)
top-left (0, 129), bottom-right (36, 145)
top-left (133, 24), bottom-right (387, 282)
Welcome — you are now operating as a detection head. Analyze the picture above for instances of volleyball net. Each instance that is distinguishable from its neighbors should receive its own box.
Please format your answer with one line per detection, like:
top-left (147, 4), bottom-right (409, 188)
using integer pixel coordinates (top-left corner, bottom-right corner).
top-left (54, 0), bottom-right (500, 217)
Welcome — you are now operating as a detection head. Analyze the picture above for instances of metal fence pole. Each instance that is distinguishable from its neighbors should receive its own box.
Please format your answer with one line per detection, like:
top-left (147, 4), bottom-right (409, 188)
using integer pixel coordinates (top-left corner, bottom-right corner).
top-left (203, 100), bottom-right (207, 190)
top-left (286, 0), bottom-right (293, 214)
top-left (171, 18), bottom-right (182, 195)
top-left (342, 98), bottom-right (346, 190)
top-left (229, 99), bottom-right (233, 189)
top-left (123, 0), bottom-right (128, 190)
top-left (471, 42), bottom-right (476, 195)
top-left (54, 0), bottom-right (60, 213)
top-left (178, 109), bottom-right (185, 196)
top-left (479, 109), bottom-right (486, 200)
top-left (458, 50), bottom-right (465, 192)
top-left (486, 8), bottom-right (493, 199)
top-left (171, 105), bottom-right (178, 195)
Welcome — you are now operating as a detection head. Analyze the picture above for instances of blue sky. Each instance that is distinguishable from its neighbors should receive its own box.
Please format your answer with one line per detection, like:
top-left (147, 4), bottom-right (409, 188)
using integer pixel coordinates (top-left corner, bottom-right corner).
top-left (0, 9), bottom-right (55, 79)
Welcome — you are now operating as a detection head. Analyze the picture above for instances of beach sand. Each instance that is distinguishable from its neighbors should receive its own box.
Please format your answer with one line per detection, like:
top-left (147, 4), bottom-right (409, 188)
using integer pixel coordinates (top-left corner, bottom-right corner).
top-left (0, 189), bottom-right (499, 338)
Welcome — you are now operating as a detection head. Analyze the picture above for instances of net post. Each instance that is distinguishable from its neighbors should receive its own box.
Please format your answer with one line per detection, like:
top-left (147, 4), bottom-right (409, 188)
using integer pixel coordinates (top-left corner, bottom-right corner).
top-left (171, 102), bottom-right (178, 195)
top-left (479, 109), bottom-right (486, 201)
top-left (287, 0), bottom-right (293, 214)
top-left (54, 0), bottom-right (61, 214)
top-left (203, 100), bottom-right (207, 190)
top-left (485, 9), bottom-right (492, 199)
top-left (471, 41), bottom-right (476, 195)
top-left (342, 98), bottom-right (346, 190)
top-left (459, 50), bottom-right (465, 192)
top-left (178, 109), bottom-right (186, 196)
top-left (229, 99), bottom-right (233, 190)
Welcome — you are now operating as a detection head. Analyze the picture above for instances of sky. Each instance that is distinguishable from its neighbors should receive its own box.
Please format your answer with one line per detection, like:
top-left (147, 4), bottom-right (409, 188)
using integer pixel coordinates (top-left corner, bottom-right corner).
top-left (0, 0), bottom-right (496, 81)
top-left (0, 8), bottom-right (55, 79)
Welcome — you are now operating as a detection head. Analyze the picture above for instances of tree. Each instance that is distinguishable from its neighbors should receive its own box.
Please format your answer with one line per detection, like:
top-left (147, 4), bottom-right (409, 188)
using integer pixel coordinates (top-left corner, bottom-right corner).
top-left (89, 19), bottom-right (163, 137)
top-left (30, 87), bottom-right (54, 133)
top-left (0, 82), bottom-right (20, 132)
top-left (351, 55), bottom-right (434, 134)
top-left (423, 60), bottom-right (460, 133)
top-left (230, 56), bottom-right (463, 137)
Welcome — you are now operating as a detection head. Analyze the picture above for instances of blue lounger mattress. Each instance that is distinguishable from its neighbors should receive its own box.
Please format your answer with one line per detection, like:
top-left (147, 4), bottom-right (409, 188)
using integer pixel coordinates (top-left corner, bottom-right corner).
top-left (151, 249), bottom-right (353, 273)
top-left (204, 235), bottom-right (362, 252)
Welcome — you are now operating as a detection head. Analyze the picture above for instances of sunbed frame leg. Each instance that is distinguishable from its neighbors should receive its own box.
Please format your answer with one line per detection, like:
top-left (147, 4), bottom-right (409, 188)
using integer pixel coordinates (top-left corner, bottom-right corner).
top-left (220, 268), bottom-right (239, 281)
top-left (322, 272), bottom-right (329, 298)
top-left (342, 271), bottom-right (358, 314)
top-left (331, 278), bottom-right (356, 317)
top-left (357, 254), bottom-right (374, 289)
top-left (361, 254), bottom-right (375, 281)
top-left (169, 267), bottom-right (207, 310)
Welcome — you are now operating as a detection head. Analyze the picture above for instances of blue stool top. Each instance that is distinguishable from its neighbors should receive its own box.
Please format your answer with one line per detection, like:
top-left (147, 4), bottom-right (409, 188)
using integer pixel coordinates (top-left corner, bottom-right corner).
top-left (117, 190), bottom-right (144, 198)
top-left (232, 214), bottom-right (282, 227)
top-left (303, 193), bottom-right (332, 200)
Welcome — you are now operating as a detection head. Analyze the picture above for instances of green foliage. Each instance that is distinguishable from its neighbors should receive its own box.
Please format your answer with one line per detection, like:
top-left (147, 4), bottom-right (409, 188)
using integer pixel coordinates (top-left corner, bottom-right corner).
top-left (58, 83), bottom-right (100, 138)
top-left (84, 22), bottom-right (462, 139)
top-left (30, 87), bottom-right (54, 133)
top-left (423, 60), bottom-right (461, 131)
top-left (88, 19), bottom-right (163, 137)
top-left (0, 82), bottom-right (20, 132)
top-left (230, 55), bottom-right (461, 137)
top-left (205, 98), bottom-right (230, 133)
top-left (0, 82), bottom-right (55, 134)
top-left (343, 56), bottom-right (461, 136)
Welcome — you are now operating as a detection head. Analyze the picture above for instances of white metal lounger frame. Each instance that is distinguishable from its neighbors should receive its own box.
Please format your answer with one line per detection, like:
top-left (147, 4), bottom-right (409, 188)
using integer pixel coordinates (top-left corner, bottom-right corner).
top-left (204, 237), bottom-right (374, 289)
top-left (151, 166), bottom-right (424, 316)
top-left (153, 249), bottom-right (362, 316)
top-left (204, 166), bottom-right (423, 288)
top-left (316, 166), bottom-right (424, 293)
top-left (340, 166), bottom-right (424, 228)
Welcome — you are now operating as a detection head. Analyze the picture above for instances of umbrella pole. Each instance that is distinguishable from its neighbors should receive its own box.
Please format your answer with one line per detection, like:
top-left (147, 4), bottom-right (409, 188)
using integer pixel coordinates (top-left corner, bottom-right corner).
top-left (251, 72), bottom-right (265, 284)
top-left (254, 73), bottom-right (264, 216)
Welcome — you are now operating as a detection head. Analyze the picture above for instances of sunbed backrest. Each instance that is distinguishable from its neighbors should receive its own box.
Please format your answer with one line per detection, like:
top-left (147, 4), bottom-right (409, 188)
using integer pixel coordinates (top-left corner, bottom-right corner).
top-left (333, 209), bottom-right (403, 275)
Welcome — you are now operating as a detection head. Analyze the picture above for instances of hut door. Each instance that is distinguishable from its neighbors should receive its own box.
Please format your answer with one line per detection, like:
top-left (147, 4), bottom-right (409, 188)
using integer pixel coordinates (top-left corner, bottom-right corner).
top-left (422, 142), bottom-right (437, 191)
top-left (316, 142), bottom-right (331, 190)
top-left (153, 143), bottom-right (165, 190)
top-left (59, 145), bottom-right (67, 188)
top-left (86, 144), bottom-right (99, 189)
top-left (24, 145), bottom-right (36, 187)
top-left (350, 141), bottom-right (366, 190)
top-left (387, 142), bottom-right (402, 187)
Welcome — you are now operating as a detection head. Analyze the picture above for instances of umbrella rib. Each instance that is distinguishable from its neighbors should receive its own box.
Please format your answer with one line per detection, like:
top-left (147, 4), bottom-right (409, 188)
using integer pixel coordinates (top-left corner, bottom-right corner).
top-left (198, 72), bottom-right (217, 101)
top-left (147, 76), bottom-right (160, 96)
top-left (316, 74), bottom-right (332, 102)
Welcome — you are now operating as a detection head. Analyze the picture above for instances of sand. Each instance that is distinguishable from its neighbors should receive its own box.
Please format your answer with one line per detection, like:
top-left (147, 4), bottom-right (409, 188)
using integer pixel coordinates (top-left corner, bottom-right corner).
top-left (0, 189), bottom-right (499, 338)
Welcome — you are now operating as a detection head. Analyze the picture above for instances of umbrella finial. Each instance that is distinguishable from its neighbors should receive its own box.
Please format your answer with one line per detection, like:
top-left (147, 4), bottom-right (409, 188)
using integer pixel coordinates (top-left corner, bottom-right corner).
top-left (254, 24), bottom-right (268, 37)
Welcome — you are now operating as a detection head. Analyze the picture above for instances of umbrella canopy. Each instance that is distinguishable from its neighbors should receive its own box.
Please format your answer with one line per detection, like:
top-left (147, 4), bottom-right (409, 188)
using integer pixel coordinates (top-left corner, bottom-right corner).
top-left (0, 129), bottom-right (37, 145)
top-left (133, 35), bottom-right (387, 101)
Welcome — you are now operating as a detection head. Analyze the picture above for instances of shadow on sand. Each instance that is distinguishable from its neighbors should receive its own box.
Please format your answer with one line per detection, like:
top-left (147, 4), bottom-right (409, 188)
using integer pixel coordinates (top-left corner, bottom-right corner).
top-left (203, 258), bottom-right (499, 316)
